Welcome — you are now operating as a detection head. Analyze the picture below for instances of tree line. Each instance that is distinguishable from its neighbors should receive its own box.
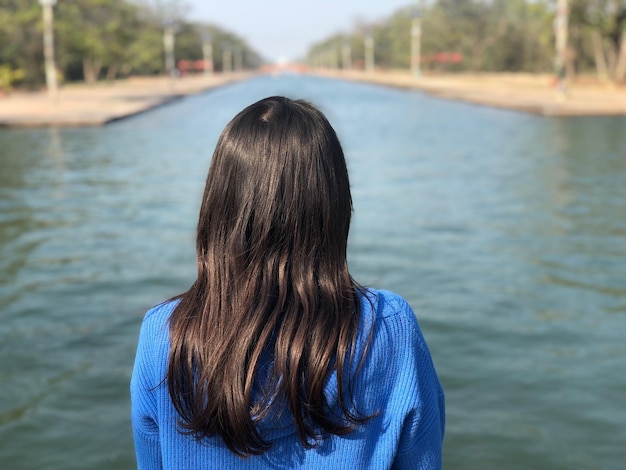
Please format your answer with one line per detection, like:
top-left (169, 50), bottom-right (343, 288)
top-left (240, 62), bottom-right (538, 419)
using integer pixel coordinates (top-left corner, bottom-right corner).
top-left (0, 0), bottom-right (263, 90)
top-left (306, 0), bottom-right (626, 82)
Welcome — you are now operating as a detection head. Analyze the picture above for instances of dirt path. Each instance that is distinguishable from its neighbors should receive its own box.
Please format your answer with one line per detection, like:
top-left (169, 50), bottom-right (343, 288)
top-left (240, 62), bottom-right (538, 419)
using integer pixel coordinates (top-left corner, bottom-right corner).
top-left (316, 69), bottom-right (626, 117)
top-left (0, 73), bottom-right (250, 128)
top-left (2, 70), bottom-right (625, 128)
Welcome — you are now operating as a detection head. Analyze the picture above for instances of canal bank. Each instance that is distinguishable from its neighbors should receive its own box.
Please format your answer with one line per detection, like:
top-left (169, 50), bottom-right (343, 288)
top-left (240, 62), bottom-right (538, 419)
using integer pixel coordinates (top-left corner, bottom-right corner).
top-left (0, 73), bottom-right (251, 128)
top-left (314, 69), bottom-right (626, 117)
top-left (3, 71), bottom-right (625, 127)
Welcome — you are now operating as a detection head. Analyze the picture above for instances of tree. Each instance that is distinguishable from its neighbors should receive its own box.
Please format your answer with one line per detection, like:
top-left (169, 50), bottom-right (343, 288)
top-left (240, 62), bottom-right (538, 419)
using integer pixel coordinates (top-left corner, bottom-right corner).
top-left (570, 0), bottom-right (626, 81)
top-left (0, 0), bottom-right (263, 86)
top-left (56, 0), bottom-right (144, 83)
top-left (0, 1), bottom-right (45, 87)
top-left (305, 0), bottom-right (561, 75)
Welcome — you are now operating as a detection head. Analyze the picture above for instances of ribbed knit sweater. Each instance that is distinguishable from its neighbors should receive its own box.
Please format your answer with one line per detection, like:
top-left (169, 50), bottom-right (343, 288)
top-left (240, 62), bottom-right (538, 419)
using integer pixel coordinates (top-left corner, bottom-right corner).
top-left (131, 289), bottom-right (445, 469)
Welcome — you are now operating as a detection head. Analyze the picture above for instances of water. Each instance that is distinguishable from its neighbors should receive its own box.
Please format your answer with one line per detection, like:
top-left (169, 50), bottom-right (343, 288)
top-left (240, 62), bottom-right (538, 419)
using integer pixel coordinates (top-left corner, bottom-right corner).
top-left (1, 75), bottom-right (625, 469)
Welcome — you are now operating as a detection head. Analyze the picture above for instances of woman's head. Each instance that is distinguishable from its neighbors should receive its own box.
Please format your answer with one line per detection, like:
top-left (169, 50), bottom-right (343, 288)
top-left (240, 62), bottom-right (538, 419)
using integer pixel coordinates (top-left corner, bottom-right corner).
top-left (197, 96), bottom-right (352, 277)
top-left (169, 97), bottom-right (368, 456)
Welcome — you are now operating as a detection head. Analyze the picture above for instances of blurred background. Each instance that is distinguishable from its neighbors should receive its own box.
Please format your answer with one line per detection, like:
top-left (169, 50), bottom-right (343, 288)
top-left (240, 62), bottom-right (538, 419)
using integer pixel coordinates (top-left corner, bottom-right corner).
top-left (1, 1), bottom-right (625, 469)
top-left (2, 0), bottom-right (626, 87)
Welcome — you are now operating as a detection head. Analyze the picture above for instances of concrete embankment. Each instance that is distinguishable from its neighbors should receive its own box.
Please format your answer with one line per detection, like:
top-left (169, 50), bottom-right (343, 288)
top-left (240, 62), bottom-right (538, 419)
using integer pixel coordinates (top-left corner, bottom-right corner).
top-left (314, 69), bottom-right (626, 117)
top-left (0, 73), bottom-right (251, 128)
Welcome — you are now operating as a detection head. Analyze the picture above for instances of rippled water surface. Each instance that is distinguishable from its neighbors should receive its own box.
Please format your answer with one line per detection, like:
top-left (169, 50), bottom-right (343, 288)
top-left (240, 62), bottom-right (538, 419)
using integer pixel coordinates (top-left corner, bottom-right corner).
top-left (1, 75), bottom-right (625, 469)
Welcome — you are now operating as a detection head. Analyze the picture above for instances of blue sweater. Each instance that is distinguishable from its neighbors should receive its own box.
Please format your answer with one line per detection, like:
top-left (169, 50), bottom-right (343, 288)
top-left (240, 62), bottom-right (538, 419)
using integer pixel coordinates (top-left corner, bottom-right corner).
top-left (131, 289), bottom-right (445, 469)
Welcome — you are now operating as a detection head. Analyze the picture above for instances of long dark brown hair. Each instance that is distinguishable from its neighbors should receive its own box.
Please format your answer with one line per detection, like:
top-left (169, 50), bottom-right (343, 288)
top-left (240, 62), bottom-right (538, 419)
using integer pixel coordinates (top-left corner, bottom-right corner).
top-left (167, 96), bottom-right (370, 456)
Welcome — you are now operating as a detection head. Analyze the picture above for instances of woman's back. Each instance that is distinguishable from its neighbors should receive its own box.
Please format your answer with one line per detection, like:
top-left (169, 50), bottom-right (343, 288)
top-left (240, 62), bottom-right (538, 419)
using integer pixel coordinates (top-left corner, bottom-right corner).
top-left (132, 289), bottom-right (444, 469)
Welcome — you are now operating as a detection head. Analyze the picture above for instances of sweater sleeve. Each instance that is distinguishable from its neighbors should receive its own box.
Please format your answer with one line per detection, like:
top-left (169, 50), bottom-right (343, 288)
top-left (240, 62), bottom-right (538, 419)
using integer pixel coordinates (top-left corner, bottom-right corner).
top-left (130, 308), bottom-right (165, 470)
top-left (381, 294), bottom-right (445, 470)
top-left (392, 391), bottom-right (445, 470)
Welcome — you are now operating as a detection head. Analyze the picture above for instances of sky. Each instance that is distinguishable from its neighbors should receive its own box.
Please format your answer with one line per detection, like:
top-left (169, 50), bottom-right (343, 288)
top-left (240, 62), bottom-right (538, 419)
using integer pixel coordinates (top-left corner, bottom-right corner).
top-left (187, 0), bottom-right (415, 63)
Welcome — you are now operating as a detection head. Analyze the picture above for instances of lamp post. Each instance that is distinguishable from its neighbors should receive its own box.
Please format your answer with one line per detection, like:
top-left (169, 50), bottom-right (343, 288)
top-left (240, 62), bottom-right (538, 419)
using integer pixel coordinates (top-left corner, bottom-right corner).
top-left (342, 38), bottom-right (352, 71)
top-left (39, 0), bottom-right (58, 101)
top-left (222, 46), bottom-right (232, 74)
top-left (163, 21), bottom-right (177, 78)
top-left (410, 4), bottom-right (423, 78)
top-left (554, 0), bottom-right (569, 97)
top-left (201, 32), bottom-right (213, 77)
top-left (364, 30), bottom-right (374, 73)
top-left (331, 46), bottom-right (340, 70)
top-left (233, 47), bottom-right (243, 72)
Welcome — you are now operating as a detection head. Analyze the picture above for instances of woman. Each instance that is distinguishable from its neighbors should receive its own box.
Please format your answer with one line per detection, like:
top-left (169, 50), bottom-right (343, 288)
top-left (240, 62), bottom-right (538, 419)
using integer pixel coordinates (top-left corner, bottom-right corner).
top-left (131, 96), bottom-right (444, 469)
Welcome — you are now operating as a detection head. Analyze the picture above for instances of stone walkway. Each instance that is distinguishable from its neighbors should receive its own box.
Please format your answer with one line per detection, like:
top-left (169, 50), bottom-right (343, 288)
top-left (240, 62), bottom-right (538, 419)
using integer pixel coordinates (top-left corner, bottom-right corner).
top-left (0, 73), bottom-right (250, 128)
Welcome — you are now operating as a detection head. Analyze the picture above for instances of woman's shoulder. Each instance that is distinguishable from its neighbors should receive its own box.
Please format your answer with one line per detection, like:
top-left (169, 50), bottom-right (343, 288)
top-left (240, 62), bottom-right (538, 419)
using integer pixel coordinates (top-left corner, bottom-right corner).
top-left (360, 288), bottom-right (416, 321)
top-left (358, 288), bottom-right (431, 353)
top-left (145, 298), bottom-right (179, 318)
top-left (139, 298), bottom-right (180, 339)
top-left (353, 288), bottom-right (443, 423)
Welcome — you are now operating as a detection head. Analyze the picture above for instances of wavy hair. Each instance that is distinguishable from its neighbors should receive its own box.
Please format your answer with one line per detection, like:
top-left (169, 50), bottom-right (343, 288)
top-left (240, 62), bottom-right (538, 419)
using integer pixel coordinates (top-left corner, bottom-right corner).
top-left (167, 96), bottom-right (370, 456)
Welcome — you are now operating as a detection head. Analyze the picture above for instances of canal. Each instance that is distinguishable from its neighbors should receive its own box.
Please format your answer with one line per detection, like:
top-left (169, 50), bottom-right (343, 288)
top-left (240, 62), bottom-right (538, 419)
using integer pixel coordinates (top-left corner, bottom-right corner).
top-left (1, 75), bottom-right (625, 469)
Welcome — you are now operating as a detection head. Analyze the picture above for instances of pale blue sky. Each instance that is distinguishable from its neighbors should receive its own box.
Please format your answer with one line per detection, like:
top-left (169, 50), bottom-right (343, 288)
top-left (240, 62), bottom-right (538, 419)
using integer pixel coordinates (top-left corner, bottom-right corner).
top-left (187, 0), bottom-right (414, 62)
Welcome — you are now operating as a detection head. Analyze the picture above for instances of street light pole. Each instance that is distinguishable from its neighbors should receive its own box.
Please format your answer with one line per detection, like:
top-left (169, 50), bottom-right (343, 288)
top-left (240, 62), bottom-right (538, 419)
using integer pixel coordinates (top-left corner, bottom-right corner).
top-left (234, 47), bottom-right (243, 72)
top-left (331, 47), bottom-right (339, 69)
top-left (39, 0), bottom-right (58, 101)
top-left (222, 46), bottom-right (232, 74)
top-left (342, 39), bottom-right (352, 71)
top-left (201, 32), bottom-right (213, 77)
top-left (410, 3), bottom-right (423, 78)
top-left (364, 31), bottom-right (374, 73)
top-left (555, 0), bottom-right (569, 97)
top-left (163, 22), bottom-right (177, 78)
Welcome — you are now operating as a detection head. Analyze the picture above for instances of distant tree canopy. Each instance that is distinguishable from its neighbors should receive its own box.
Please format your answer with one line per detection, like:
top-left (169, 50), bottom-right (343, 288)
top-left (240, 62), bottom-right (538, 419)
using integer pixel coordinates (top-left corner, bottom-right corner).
top-left (0, 0), bottom-right (263, 88)
top-left (307, 0), bottom-right (626, 82)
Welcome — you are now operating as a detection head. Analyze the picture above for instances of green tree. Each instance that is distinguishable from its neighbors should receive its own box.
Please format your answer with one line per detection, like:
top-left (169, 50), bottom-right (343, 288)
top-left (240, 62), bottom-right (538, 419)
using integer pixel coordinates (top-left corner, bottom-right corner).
top-left (570, 0), bottom-right (626, 81)
top-left (375, 8), bottom-right (412, 69)
top-left (0, 0), bottom-right (263, 86)
top-left (306, 0), bottom-right (557, 74)
top-left (56, 0), bottom-right (143, 82)
top-left (176, 23), bottom-right (263, 72)
top-left (0, 1), bottom-right (44, 87)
